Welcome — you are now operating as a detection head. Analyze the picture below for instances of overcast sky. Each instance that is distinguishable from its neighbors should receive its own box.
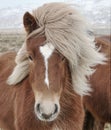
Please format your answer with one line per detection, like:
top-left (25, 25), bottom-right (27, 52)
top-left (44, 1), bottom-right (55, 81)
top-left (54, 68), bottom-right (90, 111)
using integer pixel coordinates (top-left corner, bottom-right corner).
top-left (0, 0), bottom-right (65, 8)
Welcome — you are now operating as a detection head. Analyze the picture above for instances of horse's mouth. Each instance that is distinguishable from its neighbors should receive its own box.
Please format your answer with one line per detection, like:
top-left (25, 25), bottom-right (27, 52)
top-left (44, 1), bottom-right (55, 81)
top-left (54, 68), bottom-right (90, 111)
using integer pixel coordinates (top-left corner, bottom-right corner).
top-left (36, 111), bottom-right (59, 122)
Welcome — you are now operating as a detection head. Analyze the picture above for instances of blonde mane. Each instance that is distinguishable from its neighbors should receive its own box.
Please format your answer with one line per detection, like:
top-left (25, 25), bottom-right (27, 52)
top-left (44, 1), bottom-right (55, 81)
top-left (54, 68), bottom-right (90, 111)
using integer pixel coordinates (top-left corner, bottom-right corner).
top-left (7, 2), bottom-right (106, 96)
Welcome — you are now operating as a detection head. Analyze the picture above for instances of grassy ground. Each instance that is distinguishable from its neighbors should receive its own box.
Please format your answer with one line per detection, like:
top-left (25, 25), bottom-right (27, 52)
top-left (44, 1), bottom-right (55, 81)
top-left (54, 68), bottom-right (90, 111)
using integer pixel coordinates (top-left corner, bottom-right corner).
top-left (0, 32), bottom-right (24, 52)
top-left (0, 29), bottom-right (110, 130)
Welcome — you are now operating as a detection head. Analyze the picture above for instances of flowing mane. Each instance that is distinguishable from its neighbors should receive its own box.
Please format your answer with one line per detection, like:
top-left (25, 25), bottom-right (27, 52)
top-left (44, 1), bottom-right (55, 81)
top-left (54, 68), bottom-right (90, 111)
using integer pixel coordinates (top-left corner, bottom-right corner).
top-left (7, 2), bottom-right (106, 96)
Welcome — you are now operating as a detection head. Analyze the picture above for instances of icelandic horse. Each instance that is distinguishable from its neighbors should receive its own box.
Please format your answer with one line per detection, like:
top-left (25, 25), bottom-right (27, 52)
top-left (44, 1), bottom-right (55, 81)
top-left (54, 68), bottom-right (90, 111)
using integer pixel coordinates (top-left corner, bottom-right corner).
top-left (0, 3), bottom-right (105, 130)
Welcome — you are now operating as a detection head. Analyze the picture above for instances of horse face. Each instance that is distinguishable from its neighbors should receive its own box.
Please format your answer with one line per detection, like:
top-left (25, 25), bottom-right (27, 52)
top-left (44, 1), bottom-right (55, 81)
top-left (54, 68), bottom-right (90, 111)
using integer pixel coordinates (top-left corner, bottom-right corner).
top-left (26, 36), bottom-right (67, 122)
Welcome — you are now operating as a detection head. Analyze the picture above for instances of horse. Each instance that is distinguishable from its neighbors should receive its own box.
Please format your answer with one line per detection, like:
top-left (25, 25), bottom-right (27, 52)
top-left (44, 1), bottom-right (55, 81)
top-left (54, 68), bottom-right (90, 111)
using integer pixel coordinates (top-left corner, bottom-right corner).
top-left (83, 35), bottom-right (111, 130)
top-left (0, 3), bottom-right (105, 130)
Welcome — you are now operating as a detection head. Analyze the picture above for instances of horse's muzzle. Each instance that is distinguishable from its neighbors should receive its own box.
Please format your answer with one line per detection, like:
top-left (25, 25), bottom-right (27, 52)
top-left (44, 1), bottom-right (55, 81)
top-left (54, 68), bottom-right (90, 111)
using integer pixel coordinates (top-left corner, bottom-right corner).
top-left (35, 103), bottom-right (60, 122)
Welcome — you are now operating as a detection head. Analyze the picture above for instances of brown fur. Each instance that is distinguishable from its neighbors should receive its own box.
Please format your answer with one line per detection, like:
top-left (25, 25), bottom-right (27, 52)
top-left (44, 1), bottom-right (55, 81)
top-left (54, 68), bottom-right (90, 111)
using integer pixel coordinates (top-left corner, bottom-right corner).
top-left (83, 35), bottom-right (111, 130)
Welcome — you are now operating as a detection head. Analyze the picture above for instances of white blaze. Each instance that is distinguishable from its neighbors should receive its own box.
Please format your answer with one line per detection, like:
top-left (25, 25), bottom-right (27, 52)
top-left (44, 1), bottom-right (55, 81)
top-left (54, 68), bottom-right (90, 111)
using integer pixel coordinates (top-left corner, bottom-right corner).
top-left (40, 43), bottom-right (55, 87)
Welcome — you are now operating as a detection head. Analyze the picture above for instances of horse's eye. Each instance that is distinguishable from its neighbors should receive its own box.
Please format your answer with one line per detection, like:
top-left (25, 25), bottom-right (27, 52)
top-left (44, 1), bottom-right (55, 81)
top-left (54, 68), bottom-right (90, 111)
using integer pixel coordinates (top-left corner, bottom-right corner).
top-left (28, 55), bottom-right (33, 61)
top-left (61, 56), bottom-right (65, 61)
top-left (61, 57), bottom-right (65, 61)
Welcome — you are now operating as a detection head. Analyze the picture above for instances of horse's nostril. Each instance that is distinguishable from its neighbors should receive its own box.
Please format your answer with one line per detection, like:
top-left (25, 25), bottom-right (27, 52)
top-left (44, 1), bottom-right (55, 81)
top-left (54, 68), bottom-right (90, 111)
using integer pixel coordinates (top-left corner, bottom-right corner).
top-left (37, 103), bottom-right (40, 112)
top-left (54, 104), bottom-right (58, 114)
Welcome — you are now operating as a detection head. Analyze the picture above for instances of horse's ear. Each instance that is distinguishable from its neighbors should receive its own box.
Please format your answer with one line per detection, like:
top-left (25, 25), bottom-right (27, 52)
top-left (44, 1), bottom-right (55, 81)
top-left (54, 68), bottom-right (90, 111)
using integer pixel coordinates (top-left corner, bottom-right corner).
top-left (23, 12), bottom-right (39, 34)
